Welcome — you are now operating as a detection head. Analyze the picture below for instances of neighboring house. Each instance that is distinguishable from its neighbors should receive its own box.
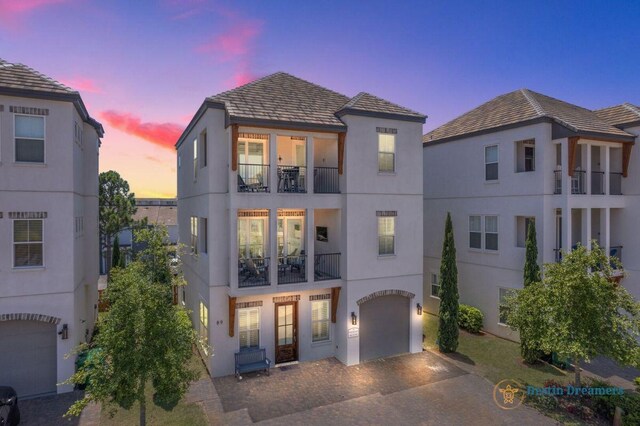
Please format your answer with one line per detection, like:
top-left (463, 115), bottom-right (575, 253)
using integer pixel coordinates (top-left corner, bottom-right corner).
top-left (101, 198), bottom-right (178, 272)
top-left (422, 89), bottom-right (638, 339)
top-left (176, 72), bottom-right (426, 377)
top-left (0, 59), bottom-right (103, 397)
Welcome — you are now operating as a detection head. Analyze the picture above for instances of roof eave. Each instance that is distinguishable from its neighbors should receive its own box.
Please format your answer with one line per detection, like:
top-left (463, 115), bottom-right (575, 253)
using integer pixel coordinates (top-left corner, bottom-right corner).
top-left (175, 99), bottom-right (225, 149)
top-left (228, 116), bottom-right (347, 133)
top-left (336, 107), bottom-right (426, 124)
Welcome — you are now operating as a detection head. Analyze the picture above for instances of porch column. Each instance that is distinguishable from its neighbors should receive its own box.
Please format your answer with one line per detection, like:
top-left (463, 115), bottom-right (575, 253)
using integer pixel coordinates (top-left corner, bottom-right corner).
top-left (270, 208), bottom-right (278, 287)
top-left (562, 139), bottom-right (571, 195)
top-left (270, 132), bottom-right (277, 193)
top-left (603, 208), bottom-right (611, 255)
top-left (307, 136), bottom-right (315, 194)
top-left (604, 145), bottom-right (611, 195)
top-left (230, 209), bottom-right (238, 289)
top-left (306, 208), bottom-right (315, 284)
top-left (564, 207), bottom-right (572, 254)
top-left (585, 143), bottom-right (592, 195)
top-left (582, 208), bottom-right (592, 250)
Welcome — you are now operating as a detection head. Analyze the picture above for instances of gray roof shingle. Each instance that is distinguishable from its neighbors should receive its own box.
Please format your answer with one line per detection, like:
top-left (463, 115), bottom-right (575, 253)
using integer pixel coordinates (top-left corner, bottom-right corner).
top-left (594, 103), bottom-right (640, 127)
top-left (424, 89), bottom-right (634, 144)
top-left (337, 92), bottom-right (426, 121)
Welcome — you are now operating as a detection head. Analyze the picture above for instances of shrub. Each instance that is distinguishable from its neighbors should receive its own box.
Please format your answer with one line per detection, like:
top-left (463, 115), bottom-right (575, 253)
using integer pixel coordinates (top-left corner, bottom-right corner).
top-left (458, 304), bottom-right (483, 333)
top-left (635, 377), bottom-right (640, 393)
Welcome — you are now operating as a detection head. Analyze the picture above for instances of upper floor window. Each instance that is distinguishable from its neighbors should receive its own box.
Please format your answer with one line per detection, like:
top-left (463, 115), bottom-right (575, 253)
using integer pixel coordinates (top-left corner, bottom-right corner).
top-left (239, 307), bottom-right (260, 350)
top-left (515, 139), bottom-right (535, 172)
top-left (14, 219), bottom-right (43, 267)
top-left (485, 216), bottom-right (498, 251)
top-left (200, 217), bottom-right (208, 254)
top-left (430, 273), bottom-right (440, 298)
top-left (190, 216), bottom-right (198, 255)
top-left (15, 115), bottom-right (45, 163)
top-left (199, 301), bottom-right (209, 354)
top-left (469, 215), bottom-right (498, 251)
top-left (201, 130), bottom-right (207, 168)
top-left (378, 133), bottom-right (395, 173)
top-left (469, 216), bottom-right (482, 249)
top-left (311, 300), bottom-right (330, 342)
top-left (193, 138), bottom-right (198, 180)
top-left (485, 145), bottom-right (498, 181)
top-left (377, 213), bottom-right (396, 255)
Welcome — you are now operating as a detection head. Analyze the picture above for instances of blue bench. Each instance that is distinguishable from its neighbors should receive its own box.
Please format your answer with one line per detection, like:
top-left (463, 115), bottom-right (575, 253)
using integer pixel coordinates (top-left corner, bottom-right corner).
top-left (235, 348), bottom-right (271, 379)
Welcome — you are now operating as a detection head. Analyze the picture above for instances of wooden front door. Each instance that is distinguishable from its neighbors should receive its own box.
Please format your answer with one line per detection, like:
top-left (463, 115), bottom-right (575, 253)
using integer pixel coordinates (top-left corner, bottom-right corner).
top-left (275, 302), bottom-right (298, 364)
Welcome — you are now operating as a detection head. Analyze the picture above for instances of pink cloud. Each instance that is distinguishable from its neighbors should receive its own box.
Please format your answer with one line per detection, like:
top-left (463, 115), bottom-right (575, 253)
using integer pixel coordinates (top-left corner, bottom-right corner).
top-left (230, 64), bottom-right (260, 87)
top-left (59, 77), bottom-right (103, 94)
top-left (99, 111), bottom-right (184, 150)
top-left (0, 0), bottom-right (69, 27)
top-left (196, 19), bottom-right (262, 62)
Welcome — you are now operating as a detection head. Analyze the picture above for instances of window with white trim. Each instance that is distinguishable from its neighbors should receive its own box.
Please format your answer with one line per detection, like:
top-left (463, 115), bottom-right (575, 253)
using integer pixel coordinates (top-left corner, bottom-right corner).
top-left (485, 145), bottom-right (498, 181)
top-left (193, 138), bottom-right (198, 180)
top-left (378, 133), bottom-right (395, 173)
top-left (238, 308), bottom-right (260, 350)
top-left (15, 115), bottom-right (45, 163)
top-left (190, 216), bottom-right (198, 255)
top-left (469, 215), bottom-right (498, 251)
top-left (430, 273), bottom-right (440, 298)
top-left (485, 215), bottom-right (498, 251)
top-left (14, 219), bottom-right (43, 267)
top-left (515, 140), bottom-right (535, 172)
top-left (200, 217), bottom-right (208, 254)
top-left (199, 301), bottom-right (209, 354)
top-left (378, 216), bottom-right (395, 255)
top-left (311, 300), bottom-right (330, 342)
top-left (469, 216), bottom-right (482, 249)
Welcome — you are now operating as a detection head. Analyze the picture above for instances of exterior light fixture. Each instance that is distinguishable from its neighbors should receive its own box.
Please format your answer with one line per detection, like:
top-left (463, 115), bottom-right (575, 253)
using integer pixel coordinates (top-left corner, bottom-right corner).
top-left (58, 323), bottom-right (69, 340)
top-left (351, 311), bottom-right (357, 325)
top-left (417, 303), bottom-right (423, 315)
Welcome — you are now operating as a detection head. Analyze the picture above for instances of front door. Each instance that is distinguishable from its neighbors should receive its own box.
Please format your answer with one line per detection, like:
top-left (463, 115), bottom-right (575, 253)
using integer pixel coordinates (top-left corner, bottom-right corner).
top-left (275, 302), bottom-right (298, 363)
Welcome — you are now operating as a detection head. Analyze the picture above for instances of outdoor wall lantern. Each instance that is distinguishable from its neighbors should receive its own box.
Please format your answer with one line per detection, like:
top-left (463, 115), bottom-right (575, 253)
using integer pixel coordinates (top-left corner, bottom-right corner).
top-left (59, 323), bottom-right (69, 340)
top-left (351, 311), bottom-right (357, 325)
top-left (417, 303), bottom-right (423, 315)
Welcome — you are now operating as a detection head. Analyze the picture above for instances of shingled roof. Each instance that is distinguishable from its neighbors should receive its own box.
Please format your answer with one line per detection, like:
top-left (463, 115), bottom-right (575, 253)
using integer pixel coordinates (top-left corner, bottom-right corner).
top-left (177, 72), bottom-right (425, 147)
top-left (594, 103), bottom-right (640, 128)
top-left (0, 58), bottom-right (103, 136)
top-left (424, 89), bottom-right (634, 144)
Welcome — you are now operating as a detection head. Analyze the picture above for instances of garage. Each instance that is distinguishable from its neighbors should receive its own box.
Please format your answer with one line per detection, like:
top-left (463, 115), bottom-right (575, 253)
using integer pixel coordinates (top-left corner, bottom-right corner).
top-left (0, 320), bottom-right (57, 398)
top-left (359, 295), bottom-right (410, 362)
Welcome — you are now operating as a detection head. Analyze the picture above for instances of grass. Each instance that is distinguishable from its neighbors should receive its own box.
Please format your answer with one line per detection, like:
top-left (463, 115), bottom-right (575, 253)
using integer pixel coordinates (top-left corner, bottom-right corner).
top-left (99, 350), bottom-right (209, 426)
top-left (424, 313), bottom-right (570, 388)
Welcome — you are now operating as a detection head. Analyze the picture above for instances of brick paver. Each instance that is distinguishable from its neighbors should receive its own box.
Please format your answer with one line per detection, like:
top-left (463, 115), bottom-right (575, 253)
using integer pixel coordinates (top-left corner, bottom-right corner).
top-left (19, 391), bottom-right (84, 425)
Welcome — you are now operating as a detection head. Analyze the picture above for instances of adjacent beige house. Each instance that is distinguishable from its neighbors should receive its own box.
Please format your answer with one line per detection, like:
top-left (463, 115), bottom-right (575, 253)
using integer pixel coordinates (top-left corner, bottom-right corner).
top-left (176, 72), bottom-right (426, 377)
top-left (0, 59), bottom-right (103, 397)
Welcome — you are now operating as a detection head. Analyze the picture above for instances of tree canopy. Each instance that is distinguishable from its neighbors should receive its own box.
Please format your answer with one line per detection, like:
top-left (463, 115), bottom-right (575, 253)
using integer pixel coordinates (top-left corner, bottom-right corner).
top-left (438, 212), bottom-right (459, 353)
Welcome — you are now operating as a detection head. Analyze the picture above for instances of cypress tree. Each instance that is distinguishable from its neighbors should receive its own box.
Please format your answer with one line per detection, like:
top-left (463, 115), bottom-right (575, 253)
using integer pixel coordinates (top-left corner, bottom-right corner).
top-left (521, 219), bottom-right (541, 363)
top-left (437, 212), bottom-right (459, 353)
top-left (112, 234), bottom-right (122, 272)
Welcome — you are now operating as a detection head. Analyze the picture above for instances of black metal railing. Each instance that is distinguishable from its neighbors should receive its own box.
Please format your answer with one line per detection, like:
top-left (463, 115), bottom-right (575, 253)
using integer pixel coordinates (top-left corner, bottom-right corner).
top-left (314, 253), bottom-right (341, 281)
top-left (277, 165), bottom-right (306, 193)
top-left (238, 164), bottom-right (270, 192)
top-left (610, 172), bottom-right (623, 195)
top-left (553, 248), bottom-right (562, 263)
top-left (554, 170), bottom-right (562, 194)
top-left (238, 257), bottom-right (270, 287)
top-left (591, 171), bottom-right (605, 195)
top-left (314, 167), bottom-right (340, 193)
top-left (277, 254), bottom-right (307, 284)
top-left (571, 170), bottom-right (586, 194)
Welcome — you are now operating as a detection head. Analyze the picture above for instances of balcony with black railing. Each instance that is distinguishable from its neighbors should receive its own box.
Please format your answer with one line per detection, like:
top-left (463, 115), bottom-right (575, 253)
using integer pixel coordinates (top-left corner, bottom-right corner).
top-left (238, 257), bottom-right (270, 287)
top-left (591, 171), bottom-right (605, 195)
top-left (314, 253), bottom-right (341, 281)
top-left (277, 165), bottom-right (306, 193)
top-left (570, 170), bottom-right (586, 194)
top-left (277, 254), bottom-right (307, 284)
top-left (554, 170), bottom-right (562, 194)
top-left (314, 167), bottom-right (340, 193)
top-left (238, 164), bottom-right (270, 192)
top-left (610, 172), bottom-right (623, 195)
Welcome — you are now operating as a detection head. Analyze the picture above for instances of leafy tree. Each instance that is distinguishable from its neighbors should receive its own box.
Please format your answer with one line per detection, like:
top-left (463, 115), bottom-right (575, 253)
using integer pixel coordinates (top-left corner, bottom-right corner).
top-left (438, 212), bottom-right (459, 353)
top-left (521, 220), bottom-right (542, 363)
top-left (112, 234), bottom-right (122, 271)
top-left (506, 243), bottom-right (640, 386)
top-left (99, 171), bottom-right (136, 277)
top-left (65, 227), bottom-right (198, 426)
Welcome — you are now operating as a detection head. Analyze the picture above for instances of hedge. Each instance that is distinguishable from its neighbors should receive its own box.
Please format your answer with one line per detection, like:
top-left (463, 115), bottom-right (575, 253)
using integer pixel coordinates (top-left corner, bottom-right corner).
top-left (458, 304), bottom-right (483, 333)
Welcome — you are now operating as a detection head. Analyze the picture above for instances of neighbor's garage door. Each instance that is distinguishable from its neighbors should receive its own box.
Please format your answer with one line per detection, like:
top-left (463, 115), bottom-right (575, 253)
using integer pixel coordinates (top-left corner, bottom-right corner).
top-left (359, 295), bottom-right (410, 362)
top-left (0, 321), bottom-right (57, 398)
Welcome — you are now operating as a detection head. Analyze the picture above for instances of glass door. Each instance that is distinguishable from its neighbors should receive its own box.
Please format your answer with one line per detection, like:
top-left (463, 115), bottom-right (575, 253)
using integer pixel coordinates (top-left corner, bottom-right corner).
top-left (238, 218), bottom-right (266, 259)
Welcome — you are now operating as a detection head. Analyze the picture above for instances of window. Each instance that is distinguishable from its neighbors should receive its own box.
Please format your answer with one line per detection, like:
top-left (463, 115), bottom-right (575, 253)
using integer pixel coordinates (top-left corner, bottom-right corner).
top-left (469, 216), bottom-right (482, 249)
top-left (190, 217), bottom-right (198, 255)
top-left (499, 288), bottom-right (516, 324)
top-left (485, 216), bottom-right (498, 251)
top-left (311, 300), bottom-right (330, 342)
top-left (15, 115), bottom-right (45, 163)
top-left (378, 133), bottom-right (395, 173)
top-left (239, 308), bottom-right (260, 350)
top-left (515, 140), bottom-right (535, 172)
top-left (201, 131), bottom-right (207, 168)
top-left (178, 154), bottom-right (181, 169)
top-left (378, 216), bottom-right (395, 255)
top-left (193, 138), bottom-right (198, 180)
top-left (14, 219), bottom-right (43, 267)
top-left (516, 216), bottom-right (535, 248)
top-left (200, 218), bottom-right (208, 254)
top-left (430, 273), bottom-right (440, 298)
top-left (485, 145), bottom-right (498, 181)
top-left (199, 301), bottom-right (209, 354)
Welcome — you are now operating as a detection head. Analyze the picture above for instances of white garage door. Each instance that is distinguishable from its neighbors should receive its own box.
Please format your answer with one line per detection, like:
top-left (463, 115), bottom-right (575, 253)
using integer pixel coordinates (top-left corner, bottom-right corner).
top-left (0, 321), bottom-right (57, 398)
top-left (359, 295), bottom-right (410, 362)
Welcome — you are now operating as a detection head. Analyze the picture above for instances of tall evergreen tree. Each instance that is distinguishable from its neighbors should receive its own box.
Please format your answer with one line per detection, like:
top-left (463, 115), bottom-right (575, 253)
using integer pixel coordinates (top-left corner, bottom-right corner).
top-left (112, 234), bottom-right (122, 272)
top-left (437, 212), bottom-right (459, 353)
top-left (520, 219), bottom-right (542, 363)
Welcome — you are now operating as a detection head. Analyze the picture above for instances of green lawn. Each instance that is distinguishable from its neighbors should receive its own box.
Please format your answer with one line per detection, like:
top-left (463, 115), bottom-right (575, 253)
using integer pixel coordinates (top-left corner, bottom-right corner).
top-left (423, 313), bottom-right (570, 388)
top-left (99, 350), bottom-right (209, 426)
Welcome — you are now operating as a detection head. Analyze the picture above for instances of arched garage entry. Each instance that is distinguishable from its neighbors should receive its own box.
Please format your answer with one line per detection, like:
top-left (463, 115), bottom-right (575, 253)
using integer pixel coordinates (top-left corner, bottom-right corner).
top-left (0, 314), bottom-right (60, 398)
top-left (357, 290), bottom-right (414, 362)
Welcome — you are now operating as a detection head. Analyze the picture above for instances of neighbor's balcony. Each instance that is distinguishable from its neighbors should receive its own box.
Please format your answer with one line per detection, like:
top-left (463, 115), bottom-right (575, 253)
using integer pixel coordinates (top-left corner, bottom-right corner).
top-left (554, 170), bottom-right (623, 196)
top-left (591, 171), bottom-right (605, 195)
top-left (610, 173), bottom-right (623, 195)
top-left (313, 167), bottom-right (340, 193)
top-left (277, 254), bottom-right (307, 284)
top-left (553, 170), bottom-right (586, 194)
top-left (553, 246), bottom-right (622, 270)
top-left (238, 164), bottom-right (270, 193)
top-left (314, 253), bottom-right (341, 281)
top-left (238, 257), bottom-right (270, 288)
top-left (277, 166), bottom-right (306, 193)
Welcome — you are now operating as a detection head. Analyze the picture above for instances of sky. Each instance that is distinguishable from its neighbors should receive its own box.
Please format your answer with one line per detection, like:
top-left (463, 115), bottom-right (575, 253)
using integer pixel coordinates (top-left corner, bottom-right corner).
top-left (1, 0), bottom-right (639, 198)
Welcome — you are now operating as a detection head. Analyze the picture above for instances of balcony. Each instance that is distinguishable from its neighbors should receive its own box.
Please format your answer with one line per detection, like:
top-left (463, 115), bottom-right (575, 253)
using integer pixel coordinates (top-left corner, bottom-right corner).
top-left (238, 163), bottom-right (270, 192)
top-left (314, 253), bottom-right (341, 281)
top-left (238, 257), bottom-right (270, 288)
top-left (610, 172), bottom-right (623, 195)
top-left (277, 166), bottom-right (306, 193)
top-left (571, 170), bottom-right (586, 194)
top-left (554, 170), bottom-right (562, 194)
top-left (277, 254), bottom-right (306, 284)
top-left (314, 167), bottom-right (340, 193)
top-left (591, 171), bottom-right (605, 195)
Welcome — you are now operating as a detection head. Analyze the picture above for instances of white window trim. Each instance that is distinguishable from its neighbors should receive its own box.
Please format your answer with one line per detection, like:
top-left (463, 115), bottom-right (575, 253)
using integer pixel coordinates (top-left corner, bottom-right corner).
top-left (311, 300), bottom-right (331, 343)
top-left (378, 133), bottom-right (396, 174)
top-left (484, 144), bottom-right (498, 182)
top-left (12, 219), bottom-right (45, 270)
top-left (14, 113), bottom-right (46, 164)
top-left (238, 307), bottom-right (261, 351)
top-left (377, 216), bottom-right (396, 257)
top-left (429, 272), bottom-right (440, 299)
top-left (469, 214), bottom-right (499, 253)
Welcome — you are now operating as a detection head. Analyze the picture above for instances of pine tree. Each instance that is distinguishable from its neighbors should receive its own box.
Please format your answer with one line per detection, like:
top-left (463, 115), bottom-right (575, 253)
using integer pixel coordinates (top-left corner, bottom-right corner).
top-left (112, 234), bottom-right (122, 272)
top-left (520, 220), bottom-right (542, 363)
top-left (437, 212), bottom-right (459, 353)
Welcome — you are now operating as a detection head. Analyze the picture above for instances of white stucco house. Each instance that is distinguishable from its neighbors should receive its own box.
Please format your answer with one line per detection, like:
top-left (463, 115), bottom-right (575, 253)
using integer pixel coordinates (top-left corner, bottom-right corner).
top-left (423, 89), bottom-right (638, 339)
top-left (176, 72), bottom-right (426, 377)
top-left (0, 59), bottom-right (103, 397)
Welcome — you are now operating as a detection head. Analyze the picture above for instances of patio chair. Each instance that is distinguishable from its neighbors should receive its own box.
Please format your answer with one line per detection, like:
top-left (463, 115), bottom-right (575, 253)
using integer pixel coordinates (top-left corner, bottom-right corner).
top-left (238, 175), bottom-right (250, 192)
top-left (244, 258), bottom-right (267, 282)
top-left (289, 250), bottom-right (305, 274)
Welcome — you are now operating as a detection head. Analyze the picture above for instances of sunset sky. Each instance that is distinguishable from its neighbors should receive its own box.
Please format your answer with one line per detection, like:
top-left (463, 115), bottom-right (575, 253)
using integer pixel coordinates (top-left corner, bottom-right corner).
top-left (2, 0), bottom-right (639, 198)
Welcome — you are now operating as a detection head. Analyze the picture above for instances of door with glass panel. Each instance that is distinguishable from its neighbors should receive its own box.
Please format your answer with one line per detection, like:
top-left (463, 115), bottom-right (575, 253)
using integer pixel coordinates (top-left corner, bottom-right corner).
top-left (238, 218), bottom-right (266, 259)
top-left (275, 302), bottom-right (298, 363)
top-left (238, 140), bottom-right (267, 190)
